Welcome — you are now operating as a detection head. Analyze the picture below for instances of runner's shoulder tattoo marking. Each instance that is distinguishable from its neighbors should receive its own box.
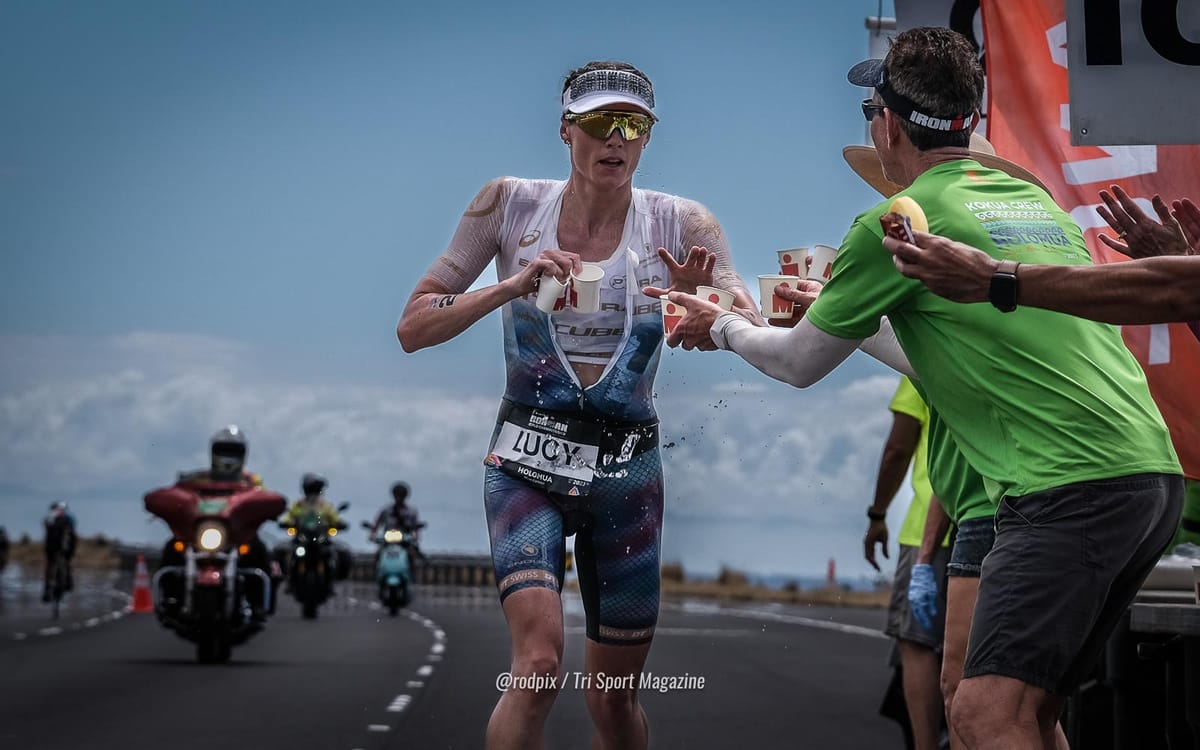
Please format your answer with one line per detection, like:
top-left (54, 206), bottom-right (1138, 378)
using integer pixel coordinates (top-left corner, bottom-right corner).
top-left (464, 181), bottom-right (503, 218)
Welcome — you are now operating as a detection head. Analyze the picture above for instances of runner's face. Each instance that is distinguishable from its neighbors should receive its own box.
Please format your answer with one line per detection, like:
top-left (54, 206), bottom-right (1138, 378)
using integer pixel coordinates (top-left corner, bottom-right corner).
top-left (562, 102), bottom-right (651, 191)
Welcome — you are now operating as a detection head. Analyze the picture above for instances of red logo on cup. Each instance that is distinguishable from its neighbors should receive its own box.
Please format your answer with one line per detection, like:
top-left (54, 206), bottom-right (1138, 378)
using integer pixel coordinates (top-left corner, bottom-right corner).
top-left (663, 302), bottom-right (684, 333)
top-left (706, 293), bottom-right (721, 304)
top-left (780, 253), bottom-right (800, 276)
top-left (772, 292), bottom-right (792, 314)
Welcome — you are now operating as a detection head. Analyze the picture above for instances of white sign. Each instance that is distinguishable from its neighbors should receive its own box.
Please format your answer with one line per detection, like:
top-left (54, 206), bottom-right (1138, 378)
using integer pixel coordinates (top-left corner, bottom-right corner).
top-left (1067, 0), bottom-right (1200, 145)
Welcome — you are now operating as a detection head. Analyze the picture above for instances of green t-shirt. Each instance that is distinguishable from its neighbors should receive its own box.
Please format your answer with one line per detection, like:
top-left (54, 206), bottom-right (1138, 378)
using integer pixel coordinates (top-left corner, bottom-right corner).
top-left (889, 377), bottom-right (934, 546)
top-left (911, 378), bottom-right (994, 524)
top-left (927, 407), bottom-right (994, 524)
top-left (808, 160), bottom-right (1180, 502)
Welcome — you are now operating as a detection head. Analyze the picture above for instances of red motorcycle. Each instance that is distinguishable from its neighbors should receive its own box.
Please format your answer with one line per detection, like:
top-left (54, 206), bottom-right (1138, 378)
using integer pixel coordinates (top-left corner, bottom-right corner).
top-left (144, 480), bottom-right (285, 663)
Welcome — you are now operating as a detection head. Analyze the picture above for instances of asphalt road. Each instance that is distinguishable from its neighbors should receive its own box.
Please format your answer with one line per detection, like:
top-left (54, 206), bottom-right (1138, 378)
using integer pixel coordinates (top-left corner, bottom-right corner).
top-left (0, 580), bottom-right (904, 750)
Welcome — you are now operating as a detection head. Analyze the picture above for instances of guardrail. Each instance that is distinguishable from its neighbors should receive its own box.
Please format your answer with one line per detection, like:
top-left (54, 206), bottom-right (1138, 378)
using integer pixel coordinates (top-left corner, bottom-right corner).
top-left (119, 544), bottom-right (495, 589)
top-left (351, 553), bottom-right (495, 587)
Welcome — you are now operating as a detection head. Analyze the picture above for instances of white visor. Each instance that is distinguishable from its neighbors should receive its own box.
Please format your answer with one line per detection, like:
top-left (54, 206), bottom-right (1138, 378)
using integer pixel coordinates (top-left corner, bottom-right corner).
top-left (561, 68), bottom-right (656, 120)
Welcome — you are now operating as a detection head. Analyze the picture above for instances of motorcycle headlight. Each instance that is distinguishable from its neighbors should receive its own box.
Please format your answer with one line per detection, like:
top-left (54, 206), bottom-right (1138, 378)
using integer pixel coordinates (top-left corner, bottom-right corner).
top-left (384, 530), bottom-right (404, 543)
top-left (295, 546), bottom-right (307, 558)
top-left (327, 527), bottom-right (338, 537)
top-left (197, 522), bottom-right (226, 551)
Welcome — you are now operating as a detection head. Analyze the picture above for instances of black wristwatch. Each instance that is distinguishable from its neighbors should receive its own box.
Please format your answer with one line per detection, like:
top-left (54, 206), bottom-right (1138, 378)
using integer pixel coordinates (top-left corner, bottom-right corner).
top-left (988, 259), bottom-right (1020, 313)
top-left (867, 507), bottom-right (887, 522)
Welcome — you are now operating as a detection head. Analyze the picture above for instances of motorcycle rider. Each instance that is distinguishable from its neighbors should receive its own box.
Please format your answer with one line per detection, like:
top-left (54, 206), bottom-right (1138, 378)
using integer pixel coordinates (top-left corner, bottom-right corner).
top-left (371, 482), bottom-right (425, 561)
top-left (42, 502), bottom-right (77, 602)
top-left (160, 426), bottom-right (275, 621)
top-left (282, 473), bottom-right (344, 527)
top-left (280, 473), bottom-right (350, 583)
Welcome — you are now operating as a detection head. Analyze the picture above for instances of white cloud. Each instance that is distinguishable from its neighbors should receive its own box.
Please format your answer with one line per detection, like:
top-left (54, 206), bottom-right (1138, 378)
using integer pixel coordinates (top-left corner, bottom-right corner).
top-left (0, 332), bottom-right (915, 578)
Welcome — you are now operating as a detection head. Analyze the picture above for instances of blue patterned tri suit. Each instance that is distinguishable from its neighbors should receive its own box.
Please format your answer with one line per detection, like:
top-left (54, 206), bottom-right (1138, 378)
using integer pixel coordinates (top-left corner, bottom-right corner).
top-left (459, 177), bottom-right (740, 645)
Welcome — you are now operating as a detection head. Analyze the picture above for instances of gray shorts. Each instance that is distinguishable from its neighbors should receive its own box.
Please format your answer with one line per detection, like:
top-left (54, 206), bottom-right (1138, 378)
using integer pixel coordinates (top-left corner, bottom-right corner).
top-left (947, 516), bottom-right (996, 578)
top-left (963, 473), bottom-right (1183, 695)
top-left (885, 544), bottom-right (951, 649)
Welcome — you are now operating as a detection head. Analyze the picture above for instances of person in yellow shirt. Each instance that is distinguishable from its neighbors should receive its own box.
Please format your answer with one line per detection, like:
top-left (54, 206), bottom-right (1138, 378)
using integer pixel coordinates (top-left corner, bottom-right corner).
top-left (866, 376), bottom-right (951, 750)
top-left (281, 473), bottom-right (350, 585)
top-left (282, 474), bottom-right (344, 528)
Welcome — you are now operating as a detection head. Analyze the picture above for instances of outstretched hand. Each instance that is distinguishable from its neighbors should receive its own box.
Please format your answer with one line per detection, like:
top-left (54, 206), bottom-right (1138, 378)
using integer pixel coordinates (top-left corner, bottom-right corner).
top-left (884, 232), bottom-right (996, 303)
top-left (765, 280), bottom-right (823, 328)
top-left (1172, 198), bottom-right (1200, 254)
top-left (641, 288), bottom-right (727, 351)
top-left (1096, 185), bottom-right (1189, 258)
top-left (657, 246), bottom-right (716, 295)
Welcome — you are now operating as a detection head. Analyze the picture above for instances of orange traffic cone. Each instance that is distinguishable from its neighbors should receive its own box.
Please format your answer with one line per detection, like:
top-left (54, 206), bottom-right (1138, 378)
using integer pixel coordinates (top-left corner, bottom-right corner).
top-left (131, 554), bottom-right (153, 613)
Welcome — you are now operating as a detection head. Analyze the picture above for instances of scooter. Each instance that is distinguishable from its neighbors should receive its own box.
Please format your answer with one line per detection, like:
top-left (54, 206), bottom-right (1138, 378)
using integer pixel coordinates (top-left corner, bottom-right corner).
top-left (145, 481), bottom-right (286, 663)
top-left (281, 504), bottom-right (348, 619)
top-left (363, 521), bottom-right (424, 616)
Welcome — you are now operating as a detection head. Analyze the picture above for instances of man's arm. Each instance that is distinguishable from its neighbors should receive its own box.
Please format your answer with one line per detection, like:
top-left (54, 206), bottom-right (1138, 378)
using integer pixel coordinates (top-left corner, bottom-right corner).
top-left (915, 495), bottom-right (952, 566)
top-left (864, 412), bottom-right (922, 572)
top-left (1018, 259), bottom-right (1200, 323)
top-left (886, 234), bottom-right (1200, 323)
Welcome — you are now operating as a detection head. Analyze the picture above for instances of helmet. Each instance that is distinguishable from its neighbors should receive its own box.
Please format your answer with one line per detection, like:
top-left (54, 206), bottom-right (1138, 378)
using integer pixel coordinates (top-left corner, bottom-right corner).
top-left (390, 481), bottom-right (410, 502)
top-left (301, 473), bottom-right (327, 496)
top-left (210, 425), bottom-right (247, 475)
top-left (49, 501), bottom-right (68, 514)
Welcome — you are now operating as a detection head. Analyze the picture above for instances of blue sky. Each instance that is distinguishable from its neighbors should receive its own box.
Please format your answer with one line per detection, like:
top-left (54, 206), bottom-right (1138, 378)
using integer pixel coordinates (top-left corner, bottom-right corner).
top-left (1, 1), bottom-right (913, 580)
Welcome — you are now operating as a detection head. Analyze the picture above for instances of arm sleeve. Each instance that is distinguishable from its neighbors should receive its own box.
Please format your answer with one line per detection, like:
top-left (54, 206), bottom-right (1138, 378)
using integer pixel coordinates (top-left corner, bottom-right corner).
top-left (422, 177), bottom-right (515, 292)
top-left (677, 198), bottom-right (750, 294)
top-left (710, 314), bottom-right (915, 387)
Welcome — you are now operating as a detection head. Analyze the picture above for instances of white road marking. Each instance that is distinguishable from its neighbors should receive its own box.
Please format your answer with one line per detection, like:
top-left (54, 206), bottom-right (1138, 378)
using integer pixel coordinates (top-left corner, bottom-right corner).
top-left (366, 724), bottom-right (391, 732)
top-left (433, 629), bottom-right (445, 640)
top-left (431, 642), bottom-right (445, 654)
top-left (84, 618), bottom-right (101, 627)
top-left (13, 633), bottom-right (27, 640)
top-left (38, 627), bottom-right (63, 637)
top-left (416, 665), bottom-right (433, 677)
top-left (406, 680), bottom-right (424, 688)
top-left (663, 600), bottom-right (888, 640)
top-left (427, 654), bottom-right (442, 662)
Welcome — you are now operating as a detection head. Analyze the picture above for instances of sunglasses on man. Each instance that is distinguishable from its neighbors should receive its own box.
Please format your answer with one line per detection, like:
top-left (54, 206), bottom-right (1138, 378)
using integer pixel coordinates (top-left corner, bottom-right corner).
top-left (861, 99), bottom-right (887, 122)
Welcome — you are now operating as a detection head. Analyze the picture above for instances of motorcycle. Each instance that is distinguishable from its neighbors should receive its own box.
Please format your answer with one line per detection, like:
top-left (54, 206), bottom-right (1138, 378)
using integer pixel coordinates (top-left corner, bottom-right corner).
top-left (145, 481), bottom-right (285, 663)
top-left (281, 503), bottom-right (348, 619)
top-left (363, 521), bottom-right (424, 616)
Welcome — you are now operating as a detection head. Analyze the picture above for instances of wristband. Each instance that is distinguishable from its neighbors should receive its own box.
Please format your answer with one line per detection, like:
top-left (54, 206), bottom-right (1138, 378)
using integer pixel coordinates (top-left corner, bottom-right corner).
top-left (867, 507), bottom-right (887, 521)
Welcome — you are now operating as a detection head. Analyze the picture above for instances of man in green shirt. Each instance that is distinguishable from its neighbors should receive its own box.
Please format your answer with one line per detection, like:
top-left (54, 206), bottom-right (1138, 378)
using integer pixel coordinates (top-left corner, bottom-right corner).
top-left (866, 376), bottom-right (950, 750)
top-left (653, 27), bottom-right (1183, 750)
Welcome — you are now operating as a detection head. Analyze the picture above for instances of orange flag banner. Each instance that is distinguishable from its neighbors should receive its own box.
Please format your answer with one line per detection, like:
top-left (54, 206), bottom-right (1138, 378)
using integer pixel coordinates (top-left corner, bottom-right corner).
top-left (982, 0), bottom-right (1200, 479)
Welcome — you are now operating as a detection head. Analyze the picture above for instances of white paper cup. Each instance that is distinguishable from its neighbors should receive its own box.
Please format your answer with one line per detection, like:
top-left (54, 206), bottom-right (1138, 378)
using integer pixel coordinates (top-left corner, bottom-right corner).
top-left (777, 248), bottom-right (808, 278)
top-left (569, 263), bottom-right (605, 313)
top-left (758, 274), bottom-right (800, 319)
top-left (661, 295), bottom-right (686, 334)
top-left (696, 285), bottom-right (734, 311)
top-left (535, 273), bottom-right (569, 313)
top-left (807, 244), bottom-right (839, 283)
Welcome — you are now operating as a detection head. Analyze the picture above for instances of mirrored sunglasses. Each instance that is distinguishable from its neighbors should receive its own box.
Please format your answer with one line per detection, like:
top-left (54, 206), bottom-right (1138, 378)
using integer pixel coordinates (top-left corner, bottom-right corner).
top-left (564, 110), bottom-right (654, 141)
